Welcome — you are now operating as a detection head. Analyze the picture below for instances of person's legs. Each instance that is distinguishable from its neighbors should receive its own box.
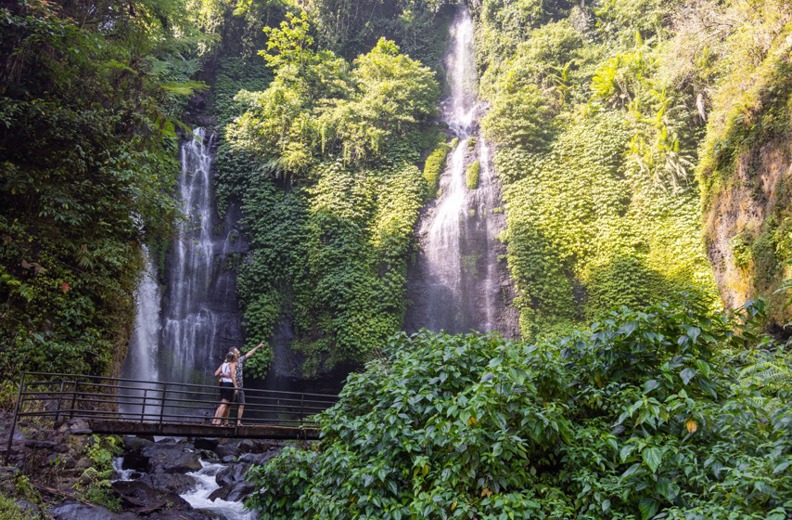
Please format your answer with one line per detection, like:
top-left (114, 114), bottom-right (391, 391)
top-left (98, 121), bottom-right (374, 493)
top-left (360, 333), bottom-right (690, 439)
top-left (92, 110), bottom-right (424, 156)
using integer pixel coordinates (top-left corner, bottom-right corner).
top-left (213, 400), bottom-right (229, 425)
top-left (236, 390), bottom-right (245, 425)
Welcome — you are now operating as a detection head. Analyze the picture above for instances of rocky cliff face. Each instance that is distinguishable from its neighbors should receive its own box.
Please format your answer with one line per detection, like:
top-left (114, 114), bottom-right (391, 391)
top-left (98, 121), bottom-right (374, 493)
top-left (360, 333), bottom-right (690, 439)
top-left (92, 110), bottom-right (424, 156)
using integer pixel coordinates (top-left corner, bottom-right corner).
top-left (703, 138), bottom-right (792, 326)
top-left (697, 15), bottom-right (792, 330)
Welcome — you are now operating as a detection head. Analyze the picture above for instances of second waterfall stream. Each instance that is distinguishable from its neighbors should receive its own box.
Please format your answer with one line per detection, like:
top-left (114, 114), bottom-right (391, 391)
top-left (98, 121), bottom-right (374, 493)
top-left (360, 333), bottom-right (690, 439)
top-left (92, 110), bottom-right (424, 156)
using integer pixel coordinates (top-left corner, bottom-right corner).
top-left (406, 8), bottom-right (512, 335)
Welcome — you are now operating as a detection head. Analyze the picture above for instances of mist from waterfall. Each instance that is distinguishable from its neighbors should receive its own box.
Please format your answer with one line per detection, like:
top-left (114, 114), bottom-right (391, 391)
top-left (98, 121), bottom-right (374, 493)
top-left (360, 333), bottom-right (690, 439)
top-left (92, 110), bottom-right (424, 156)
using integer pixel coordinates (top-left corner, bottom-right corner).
top-left (406, 8), bottom-right (514, 335)
top-left (120, 247), bottom-right (161, 416)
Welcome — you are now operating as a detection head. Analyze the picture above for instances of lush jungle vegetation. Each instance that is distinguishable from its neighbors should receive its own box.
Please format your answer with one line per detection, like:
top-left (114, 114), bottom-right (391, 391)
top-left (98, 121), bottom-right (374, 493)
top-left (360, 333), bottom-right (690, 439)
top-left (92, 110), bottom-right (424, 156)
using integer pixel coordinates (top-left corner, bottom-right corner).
top-left (248, 300), bottom-right (792, 519)
top-left (4, 0), bottom-right (789, 378)
top-left (218, 10), bottom-right (443, 376)
top-left (2, 0), bottom-right (792, 517)
top-left (475, 0), bottom-right (792, 339)
top-left (0, 0), bottom-right (203, 379)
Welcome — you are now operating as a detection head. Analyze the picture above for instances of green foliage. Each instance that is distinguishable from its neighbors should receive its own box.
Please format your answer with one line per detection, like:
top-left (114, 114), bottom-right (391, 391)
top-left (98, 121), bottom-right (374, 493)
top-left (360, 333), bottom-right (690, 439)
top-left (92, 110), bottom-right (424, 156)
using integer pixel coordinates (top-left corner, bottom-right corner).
top-left (247, 300), bottom-right (792, 519)
top-left (0, 493), bottom-right (39, 520)
top-left (74, 435), bottom-right (124, 510)
top-left (590, 51), bottom-right (651, 109)
top-left (481, 83), bottom-right (555, 151)
top-left (690, 1), bottom-right (792, 321)
top-left (229, 145), bottom-right (430, 378)
top-left (219, 15), bottom-right (441, 377)
top-left (593, 0), bottom-right (678, 44)
top-left (0, 1), bottom-right (190, 378)
top-left (229, 14), bottom-right (439, 175)
top-left (465, 160), bottom-right (480, 190)
top-left (307, 0), bottom-right (454, 64)
top-left (731, 233), bottom-right (754, 269)
top-left (477, 0), bottom-right (726, 338)
top-left (423, 139), bottom-right (453, 196)
top-left (0, 379), bottom-right (17, 412)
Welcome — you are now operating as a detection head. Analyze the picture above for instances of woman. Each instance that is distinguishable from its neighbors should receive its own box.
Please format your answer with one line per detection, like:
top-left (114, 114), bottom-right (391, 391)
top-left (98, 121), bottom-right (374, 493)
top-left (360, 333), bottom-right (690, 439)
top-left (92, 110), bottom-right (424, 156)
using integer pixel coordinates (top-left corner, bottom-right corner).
top-left (228, 341), bottom-right (265, 426)
top-left (212, 352), bottom-right (237, 426)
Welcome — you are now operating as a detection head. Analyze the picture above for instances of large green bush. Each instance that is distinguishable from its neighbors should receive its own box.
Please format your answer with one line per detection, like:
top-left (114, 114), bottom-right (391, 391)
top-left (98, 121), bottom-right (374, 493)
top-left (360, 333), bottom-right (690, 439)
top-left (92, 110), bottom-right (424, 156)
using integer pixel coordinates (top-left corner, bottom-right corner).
top-left (248, 300), bottom-right (792, 519)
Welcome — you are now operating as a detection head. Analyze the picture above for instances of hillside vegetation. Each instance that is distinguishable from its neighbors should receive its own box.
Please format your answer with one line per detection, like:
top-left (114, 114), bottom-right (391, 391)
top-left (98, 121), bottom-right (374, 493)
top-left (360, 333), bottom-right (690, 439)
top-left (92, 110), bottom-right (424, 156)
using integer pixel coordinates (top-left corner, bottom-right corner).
top-left (214, 5), bottom-right (447, 376)
top-left (0, 0), bottom-right (203, 378)
top-left (2, 0), bottom-right (792, 518)
top-left (474, 0), bottom-right (791, 338)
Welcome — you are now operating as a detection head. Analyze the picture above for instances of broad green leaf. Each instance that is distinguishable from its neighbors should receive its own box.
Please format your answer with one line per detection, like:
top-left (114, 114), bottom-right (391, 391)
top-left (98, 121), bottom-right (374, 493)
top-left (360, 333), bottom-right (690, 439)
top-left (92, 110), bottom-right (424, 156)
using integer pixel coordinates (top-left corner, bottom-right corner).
top-left (642, 447), bottom-right (662, 473)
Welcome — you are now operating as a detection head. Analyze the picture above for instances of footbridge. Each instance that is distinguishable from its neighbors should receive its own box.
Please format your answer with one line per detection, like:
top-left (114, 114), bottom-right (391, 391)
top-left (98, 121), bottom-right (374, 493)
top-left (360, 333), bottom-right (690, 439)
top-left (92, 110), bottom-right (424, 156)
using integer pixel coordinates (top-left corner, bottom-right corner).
top-left (5, 372), bottom-right (338, 462)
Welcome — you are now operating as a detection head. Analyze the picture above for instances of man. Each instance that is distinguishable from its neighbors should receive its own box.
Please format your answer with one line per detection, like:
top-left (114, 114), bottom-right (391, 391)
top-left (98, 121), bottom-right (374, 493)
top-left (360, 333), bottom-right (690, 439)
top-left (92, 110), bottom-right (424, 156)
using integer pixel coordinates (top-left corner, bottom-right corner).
top-left (230, 341), bottom-right (265, 425)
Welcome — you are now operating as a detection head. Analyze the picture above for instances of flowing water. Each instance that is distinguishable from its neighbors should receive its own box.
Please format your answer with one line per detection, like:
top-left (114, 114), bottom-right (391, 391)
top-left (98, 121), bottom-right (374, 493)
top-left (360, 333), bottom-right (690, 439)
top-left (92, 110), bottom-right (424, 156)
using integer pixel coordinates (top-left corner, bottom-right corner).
top-left (182, 460), bottom-right (257, 519)
top-left (122, 128), bottom-right (247, 388)
top-left (112, 458), bottom-right (257, 520)
top-left (120, 246), bottom-right (162, 416)
top-left (159, 128), bottom-right (246, 384)
top-left (406, 9), bottom-right (514, 335)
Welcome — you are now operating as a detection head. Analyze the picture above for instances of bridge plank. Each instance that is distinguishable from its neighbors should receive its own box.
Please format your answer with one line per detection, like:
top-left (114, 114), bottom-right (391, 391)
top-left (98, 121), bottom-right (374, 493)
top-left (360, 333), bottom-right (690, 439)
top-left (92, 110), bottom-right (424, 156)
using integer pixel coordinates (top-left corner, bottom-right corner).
top-left (87, 420), bottom-right (320, 440)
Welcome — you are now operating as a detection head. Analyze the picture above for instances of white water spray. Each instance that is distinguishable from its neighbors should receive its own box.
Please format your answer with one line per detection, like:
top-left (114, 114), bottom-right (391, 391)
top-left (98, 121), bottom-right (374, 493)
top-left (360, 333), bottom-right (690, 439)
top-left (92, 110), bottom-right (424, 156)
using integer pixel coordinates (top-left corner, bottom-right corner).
top-left (120, 247), bottom-right (161, 416)
top-left (159, 128), bottom-right (245, 384)
top-left (182, 460), bottom-right (257, 520)
top-left (407, 8), bottom-right (509, 334)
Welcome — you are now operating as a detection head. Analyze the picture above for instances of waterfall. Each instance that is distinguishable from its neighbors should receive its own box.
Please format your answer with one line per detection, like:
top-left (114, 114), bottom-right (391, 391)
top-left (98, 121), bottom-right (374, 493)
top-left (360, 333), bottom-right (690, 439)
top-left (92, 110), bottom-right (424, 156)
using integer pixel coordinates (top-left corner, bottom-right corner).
top-left (406, 8), bottom-right (514, 335)
top-left (122, 128), bottom-right (246, 397)
top-left (120, 246), bottom-right (161, 416)
top-left (158, 128), bottom-right (246, 384)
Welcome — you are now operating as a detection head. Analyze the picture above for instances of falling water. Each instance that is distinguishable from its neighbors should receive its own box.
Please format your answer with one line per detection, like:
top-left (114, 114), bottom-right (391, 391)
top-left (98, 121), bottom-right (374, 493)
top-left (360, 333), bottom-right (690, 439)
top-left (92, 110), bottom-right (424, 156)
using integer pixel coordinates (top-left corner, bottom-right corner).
top-left (159, 128), bottom-right (246, 384)
top-left (120, 246), bottom-right (161, 416)
top-left (406, 9), bottom-right (514, 335)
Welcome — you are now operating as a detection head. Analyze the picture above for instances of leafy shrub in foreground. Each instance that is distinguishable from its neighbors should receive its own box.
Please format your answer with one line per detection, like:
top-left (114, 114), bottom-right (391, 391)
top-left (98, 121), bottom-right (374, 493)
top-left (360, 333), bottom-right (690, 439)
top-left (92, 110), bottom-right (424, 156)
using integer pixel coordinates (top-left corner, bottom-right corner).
top-left (247, 300), bottom-right (791, 519)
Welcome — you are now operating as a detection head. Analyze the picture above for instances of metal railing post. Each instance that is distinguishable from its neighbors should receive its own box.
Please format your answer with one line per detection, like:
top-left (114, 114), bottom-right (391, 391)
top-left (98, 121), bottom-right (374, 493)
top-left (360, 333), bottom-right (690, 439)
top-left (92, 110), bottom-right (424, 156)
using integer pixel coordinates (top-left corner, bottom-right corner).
top-left (158, 384), bottom-right (167, 433)
top-left (69, 379), bottom-right (79, 419)
top-left (141, 388), bottom-right (147, 423)
top-left (4, 373), bottom-right (26, 465)
top-left (55, 380), bottom-right (65, 423)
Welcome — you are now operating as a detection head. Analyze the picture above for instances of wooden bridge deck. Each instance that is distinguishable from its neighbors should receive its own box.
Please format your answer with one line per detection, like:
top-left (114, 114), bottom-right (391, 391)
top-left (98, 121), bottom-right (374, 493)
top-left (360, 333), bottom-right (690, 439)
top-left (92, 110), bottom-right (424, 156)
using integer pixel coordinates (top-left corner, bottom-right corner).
top-left (87, 419), bottom-right (319, 440)
top-left (5, 372), bottom-right (336, 461)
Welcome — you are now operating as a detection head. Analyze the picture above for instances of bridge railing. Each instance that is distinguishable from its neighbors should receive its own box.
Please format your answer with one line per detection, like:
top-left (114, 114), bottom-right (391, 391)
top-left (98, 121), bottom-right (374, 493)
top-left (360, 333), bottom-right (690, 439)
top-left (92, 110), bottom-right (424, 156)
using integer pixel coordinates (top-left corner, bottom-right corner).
top-left (5, 372), bottom-right (338, 461)
top-left (10, 372), bottom-right (337, 426)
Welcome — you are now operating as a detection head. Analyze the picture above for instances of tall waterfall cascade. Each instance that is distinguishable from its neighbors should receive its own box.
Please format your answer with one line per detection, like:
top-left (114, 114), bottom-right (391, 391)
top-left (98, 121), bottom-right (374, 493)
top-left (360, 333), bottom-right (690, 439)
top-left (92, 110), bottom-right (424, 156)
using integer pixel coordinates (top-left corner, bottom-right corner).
top-left (122, 128), bottom-right (246, 388)
top-left (406, 9), bottom-right (516, 335)
top-left (160, 128), bottom-right (246, 383)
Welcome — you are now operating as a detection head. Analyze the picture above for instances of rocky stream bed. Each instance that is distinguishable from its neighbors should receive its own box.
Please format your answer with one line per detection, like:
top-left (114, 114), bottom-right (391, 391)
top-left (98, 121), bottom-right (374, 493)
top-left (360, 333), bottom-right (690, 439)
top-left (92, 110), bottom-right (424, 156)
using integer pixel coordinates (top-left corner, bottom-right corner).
top-left (1, 412), bottom-right (291, 519)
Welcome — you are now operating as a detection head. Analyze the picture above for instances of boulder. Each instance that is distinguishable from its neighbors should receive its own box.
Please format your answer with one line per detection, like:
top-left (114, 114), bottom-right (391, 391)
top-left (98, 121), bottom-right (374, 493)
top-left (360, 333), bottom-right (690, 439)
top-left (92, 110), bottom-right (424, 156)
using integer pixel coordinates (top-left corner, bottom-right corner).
top-left (193, 437), bottom-right (219, 451)
top-left (213, 439), bottom-right (242, 459)
top-left (122, 436), bottom-right (154, 452)
top-left (111, 480), bottom-right (191, 513)
top-left (237, 439), bottom-right (263, 453)
top-left (207, 481), bottom-right (256, 502)
top-left (215, 463), bottom-right (250, 487)
top-left (238, 451), bottom-right (277, 466)
top-left (50, 501), bottom-right (139, 520)
top-left (0, 466), bottom-right (20, 495)
top-left (140, 472), bottom-right (198, 494)
top-left (142, 445), bottom-right (202, 474)
top-left (125, 442), bottom-right (202, 474)
top-left (122, 447), bottom-right (150, 472)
